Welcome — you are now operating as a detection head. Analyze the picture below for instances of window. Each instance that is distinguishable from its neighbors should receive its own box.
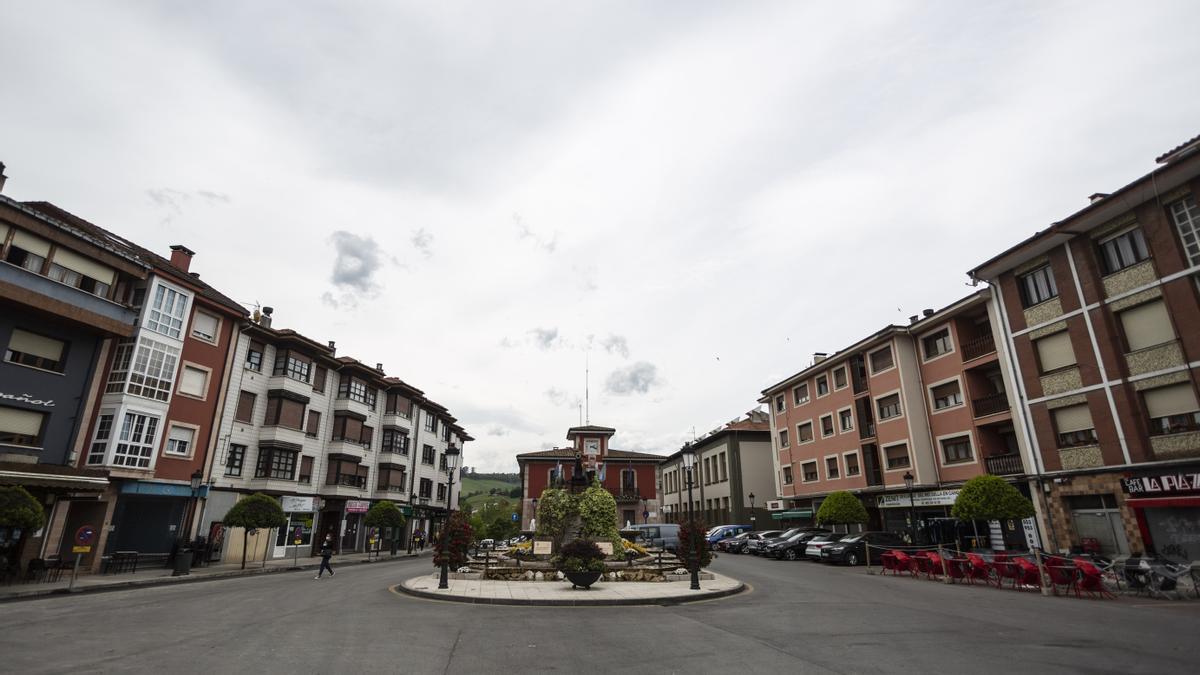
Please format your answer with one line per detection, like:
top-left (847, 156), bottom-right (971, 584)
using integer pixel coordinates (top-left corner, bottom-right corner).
top-left (439, 453), bottom-right (448, 471)
top-left (797, 422), bottom-right (814, 443)
top-left (877, 394), bottom-right (902, 420)
top-left (146, 283), bottom-right (188, 338)
top-left (801, 461), bottom-right (819, 482)
top-left (1035, 330), bottom-right (1076, 373)
top-left (884, 443), bottom-right (910, 470)
top-left (191, 311), bottom-right (219, 342)
top-left (793, 383), bottom-right (809, 406)
top-left (235, 390), bottom-right (256, 423)
top-left (264, 396), bottom-right (305, 429)
top-left (718, 452), bottom-right (727, 481)
top-left (105, 342), bottom-right (134, 393)
top-left (163, 425), bottom-right (194, 456)
top-left (1018, 265), bottom-right (1058, 308)
top-left (833, 367), bottom-right (847, 390)
top-left (922, 328), bottom-right (952, 359)
top-left (273, 351), bottom-right (312, 383)
top-left (1143, 384), bottom-right (1200, 436)
top-left (5, 231), bottom-right (49, 273)
top-left (441, 425), bottom-right (450, 442)
top-left (424, 413), bottom-right (438, 433)
top-left (844, 452), bottom-right (860, 476)
top-left (126, 337), bottom-right (180, 402)
top-left (941, 436), bottom-right (973, 463)
top-left (0, 406), bottom-right (46, 447)
top-left (621, 468), bottom-right (637, 492)
top-left (306, 410), bottom-right (321, 437)
top-left (419, 477), bottom-right (433, 499)
top-left (826, 456), bottom-right (840, 479)
top-left (386, 393), bottom-right (413, 417)
top-left (820, 414), bottom-right (835, 437)
top-left (838, 408), bottom-right (854, 432)
top-left (326, 459), bottom-right (365, 487)
top-left (703, 457), bottom-right (711, 484)
top-left (330, 414), bottom-right (367, 444)
top-left (255, 447), bottom-right (298, 480)
top-left (437, 483), bottom-right (447, 501)
top-left (781, 466), bottom-right (794, 484)
top-left (816, 375), bottom-right (829, 397)
top-left (931, 381), bottom-right (963, 410)
top-left (245, 341), bottom-right (264, 371)
top-left (338, 376), bottom-right (375, 407)
top-left (869, 346), bottom-right (894, 373)
top-left (421, 444), bottom-right (436, 465)
top-left (774, 394), bottom-right (785, 413)
top-left (113, 412), bottom-right (159, 468)
top-left (1169, 195), bottom-right (1200, 267)
top-left (46, 247), bottom-right (114, 298)
top-left (312, 366), bottom-right (327, 393)
top-left (361, 426), bottom-right (374, 449)
top-left (1119, 300), bottom-right (1175, 352)
top-left (1054, 404), bottom-right (1096, 448)
top-left (382, 428), bottom-right (409, 453)
top-left (87, 414), bottom-right (113, 464)
top-left (177, 365), bottom-right (208, 398)
top-left (1098, 228), bottom-right (1150, 274)
top-left (298, 456), bottom-right (314, 484)
top-left (778, 429), bottom-right (789, 448)
top-left (225, 444), bottom-right (246, 476)
top-left (5, 329), bottom-right (67, 373)
top-left (377, 465), bottom-right (405, 491)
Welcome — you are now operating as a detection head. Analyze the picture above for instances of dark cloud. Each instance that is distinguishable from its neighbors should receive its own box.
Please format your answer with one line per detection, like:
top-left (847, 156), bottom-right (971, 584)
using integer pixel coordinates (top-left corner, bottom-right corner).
top-left (329, 230), bottom-right (383, 292)
top-left (605, 361), bottom-right (660, 395)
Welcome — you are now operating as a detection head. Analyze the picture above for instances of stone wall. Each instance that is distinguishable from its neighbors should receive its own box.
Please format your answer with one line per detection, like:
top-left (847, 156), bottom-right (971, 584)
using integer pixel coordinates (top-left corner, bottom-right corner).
top-left (1038, 472), bottom-right (1144, 554)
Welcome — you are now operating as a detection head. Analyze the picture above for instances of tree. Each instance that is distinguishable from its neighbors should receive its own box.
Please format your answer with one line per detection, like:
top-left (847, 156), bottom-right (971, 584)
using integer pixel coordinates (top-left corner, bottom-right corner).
top-left (364, 501), bottom-right (406, 554)
top-left (677, 518), bottom-right (713, 568)
top-left (433, 511), bottom-right (474, 570)
top-left (222, 493), bottom-right (286, 569)
top-left (815, 491), bottom-right (868, 527)
top-left (952, 475), bottom-right (1035, 521)
top-left (0, 485), bottom-right (46, 531)
top-left (578, 480), bottom-right (624, 552)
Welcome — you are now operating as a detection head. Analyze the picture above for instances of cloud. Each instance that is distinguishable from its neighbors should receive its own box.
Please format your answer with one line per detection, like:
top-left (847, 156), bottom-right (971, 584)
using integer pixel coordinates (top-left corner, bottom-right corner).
top-left (605, 362), bottom-right (661, 395)
top-left (514, 213), bottom-right (558, 253)
top-left (599, 334), bottom-right (630, 358)
top-left (486, 425), bottom-right (509, 437)
top-left (529, 327), bottom-right (560, 351)
top-left (411, 227), bottom-right (433, 259)
top-left (545, 387), bottom-right (581, 408)
top-left (146, 187), bottom-right (230, 225)
top-left (329, 230), bottom-right (383, 292)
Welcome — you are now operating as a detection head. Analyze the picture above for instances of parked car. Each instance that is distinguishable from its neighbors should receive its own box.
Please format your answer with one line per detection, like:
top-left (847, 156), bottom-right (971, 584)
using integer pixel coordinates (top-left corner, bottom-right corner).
top-left (626, 524), bottom-right (680, 552)
top-left (765, 529), bottom-right (830, 560)
top-left (741, 530), bottom-right (783, 555)
top-left (716, 531), bottom-right (754, 553)
top-left (479, 538), bottom-right (495, 549)
top-left (820, 531), bottom-right (907, 565)
top-left (706, 525), bottom-right (752, 549)
top-left (803, 532), bottom-right (845, 560)
top-left (753, 527), bottom-right (804, 555)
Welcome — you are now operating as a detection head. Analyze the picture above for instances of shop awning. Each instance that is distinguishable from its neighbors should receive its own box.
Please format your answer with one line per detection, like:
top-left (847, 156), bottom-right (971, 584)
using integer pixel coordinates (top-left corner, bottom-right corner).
top-left (1124, 497), bottom-right (1200, 509)
top-left (400, 505), bottom-right (413, 516)
top-left (771, 509), bottom-right (813, 520)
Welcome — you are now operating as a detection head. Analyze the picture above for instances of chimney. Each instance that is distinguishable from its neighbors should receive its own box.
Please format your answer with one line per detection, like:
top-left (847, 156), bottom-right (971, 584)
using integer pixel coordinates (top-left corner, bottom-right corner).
top-left (922, 309), bottom-right (934, 317)
top-left (1089, 192), bottom-right (1110, 203)
top-left (375, 363), bottom-right (383, 372)
top-left (0, 162), bottom-right (7, 193)
top-left (260, 306), bottom-right (273, 328)
top-left (812, 352), bottom-right (828, 363)
top-left (327, 340), bottom-right (336, 355)
top-left (169, 245), bottom-right (195, 273)
top-left (909, 315), bottom-right (920, 324)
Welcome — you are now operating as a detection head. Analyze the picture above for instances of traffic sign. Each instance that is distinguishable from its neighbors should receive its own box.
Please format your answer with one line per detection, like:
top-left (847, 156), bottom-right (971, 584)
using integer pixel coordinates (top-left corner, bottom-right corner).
top-left (511, 513), bottom-right (518, 522)
top-left (74, 525), bottom-right (96, 546)
top-left (72, 545), bottom-right (92, 553)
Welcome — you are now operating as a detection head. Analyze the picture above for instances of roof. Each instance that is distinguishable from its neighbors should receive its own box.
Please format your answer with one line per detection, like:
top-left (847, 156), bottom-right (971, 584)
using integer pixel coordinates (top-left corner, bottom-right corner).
top-left (516, 448), bottom-right (665, 462)
top-left (566, 425), bottom-right (616, 440)
top-left (758, 324), bottom-right (903, 398)
top-left (1156, 133), bottom-right (1200, 164)
top-left (22, 201), bottom-right (249, 317)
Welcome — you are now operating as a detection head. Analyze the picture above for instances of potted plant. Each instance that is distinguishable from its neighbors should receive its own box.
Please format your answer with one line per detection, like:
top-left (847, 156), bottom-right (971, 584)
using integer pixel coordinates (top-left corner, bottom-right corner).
top-left (556, 539), bottom-right (605, 589)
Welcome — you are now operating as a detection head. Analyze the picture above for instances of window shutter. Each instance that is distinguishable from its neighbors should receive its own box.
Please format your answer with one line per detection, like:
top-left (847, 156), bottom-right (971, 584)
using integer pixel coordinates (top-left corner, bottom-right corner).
top-left (191, 312), bottom-right (219, 340)
top-left (179, 366), bottom-right (206, 396)
top-left (1144, 384), bottom-right (1200, 418)
top-left (0, 407), bottom-right (45, 436)
top-left (8, 329), bottom-right (64, 361)
top-left (235, 391), bottom-right (256, 423)
top-left (300, 455), bottom-right (313, 475)
top-left (357, 463), bottom-right (369, 480)
top-left (11, 230), bottom-right (52, 257)
top-left (1053, 404), bottom-right (1094, 433)
top-left (932, 382), bottom-right (960, 400)
top-left (1120, 300), bottom-right (1174, 351)
top-left (51, 247), bottom-right (116, 286)
top-left (313, 366), bottom-right (327, 391)
top-left (306, 410), bottom-right (321, 435)
top-left (1035, 331), bottom-right (1076, 372)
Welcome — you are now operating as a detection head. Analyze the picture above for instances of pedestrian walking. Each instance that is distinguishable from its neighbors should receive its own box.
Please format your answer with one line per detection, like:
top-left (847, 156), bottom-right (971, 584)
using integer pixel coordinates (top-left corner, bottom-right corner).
top-left (315, 538), bottom-right (335, 579)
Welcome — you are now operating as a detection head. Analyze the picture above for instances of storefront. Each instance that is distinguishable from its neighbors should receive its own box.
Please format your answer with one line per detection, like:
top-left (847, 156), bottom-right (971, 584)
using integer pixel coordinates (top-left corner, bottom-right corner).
top-left (273, 496), bottom-right (318, 559)
top-left (876, 488), bottom-right (1036, 551)
top-left (1123, 466), bottom-right (1200, 563)
top-left (107, 480), bottom-right (209, 555)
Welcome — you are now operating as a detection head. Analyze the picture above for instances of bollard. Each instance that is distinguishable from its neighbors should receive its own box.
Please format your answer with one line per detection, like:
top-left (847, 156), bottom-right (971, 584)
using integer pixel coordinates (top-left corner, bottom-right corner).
top-left (865, 543), bottom-right (873, 575)
top-left (1033, 547), bottom-right (1050, 596)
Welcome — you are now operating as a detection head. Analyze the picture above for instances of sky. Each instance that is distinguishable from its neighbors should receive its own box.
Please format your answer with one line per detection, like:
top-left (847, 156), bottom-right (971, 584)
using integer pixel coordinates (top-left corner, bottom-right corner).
top-left (3, 1), bottom-right (1199, 472)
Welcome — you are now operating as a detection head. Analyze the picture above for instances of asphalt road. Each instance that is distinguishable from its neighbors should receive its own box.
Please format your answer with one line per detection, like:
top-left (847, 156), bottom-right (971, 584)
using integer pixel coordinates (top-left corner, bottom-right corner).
top-left (1, 552), bottom-right (1198, 674)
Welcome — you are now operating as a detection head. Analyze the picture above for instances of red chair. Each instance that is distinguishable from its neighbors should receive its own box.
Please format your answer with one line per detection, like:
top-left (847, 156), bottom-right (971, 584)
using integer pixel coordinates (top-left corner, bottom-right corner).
top-left (924, 551), bottom-right (947, 580)
top-left (1074, 559), bottom-right (1117, 599)
top-left (880, 552), bottom-right (900, 576)
top-left (945, 557), bottom-right (969, 584)
top-left (1013, 557), bottom-right (1042, 591)
top-left (992, 554), bottom-right (1022, 590)
top-left (890, 551), bottom-right (917, 577)
top-left (1044, 556), bottom-right (1078, 596)
top-left (964, 553), bottom-right (995, 586)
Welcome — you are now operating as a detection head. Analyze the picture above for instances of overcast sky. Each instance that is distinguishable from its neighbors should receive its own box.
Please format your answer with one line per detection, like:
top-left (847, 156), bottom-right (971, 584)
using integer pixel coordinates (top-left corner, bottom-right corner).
top-left (3, 1), bottom-right (1198, 471)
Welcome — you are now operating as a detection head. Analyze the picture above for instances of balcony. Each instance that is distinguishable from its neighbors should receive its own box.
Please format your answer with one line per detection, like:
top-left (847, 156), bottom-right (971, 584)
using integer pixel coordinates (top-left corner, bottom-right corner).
top-left (858, 422), bottom-right (876, 440)
top-left (972, 391), bottom-right (1010, 418)
top-left (961, 334), bottom-right (996, 361)
top-left (615, 491), bottom-right (643, 503)
top-left (0, 261), bottom-right (140, 336)
top-left (984, 454), bottom-right (1024, 475)
top-left (376, 484), bottom-right (408, 495)
top-left (333, 396), bottom-right (374, 418)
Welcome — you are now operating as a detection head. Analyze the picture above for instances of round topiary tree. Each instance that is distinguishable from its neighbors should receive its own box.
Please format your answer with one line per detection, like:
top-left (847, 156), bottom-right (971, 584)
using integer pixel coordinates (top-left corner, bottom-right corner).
top-left (677, 517), bottom-right (713, 569)
top-left (952, 475), bottom-right (1035, 522)
top-left (534, 488), bottom-right (572, 541)
top-left (364, 501), bottom-right (406, 555)
top-left (578, 480), bottom-right (624, 553)
top-left (0, 485), bottom-right (46, 531)
top-left (222, 493), bottom-right (287, 569)
top-left (815, 491), bottom-right (869, 528)
top-left (433, 511), bottom-right (474, 570)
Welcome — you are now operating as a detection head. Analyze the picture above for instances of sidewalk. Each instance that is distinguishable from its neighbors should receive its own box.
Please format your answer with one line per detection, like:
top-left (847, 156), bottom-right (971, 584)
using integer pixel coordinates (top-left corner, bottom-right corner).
top-left (1, 548), bottom-right (432, 603)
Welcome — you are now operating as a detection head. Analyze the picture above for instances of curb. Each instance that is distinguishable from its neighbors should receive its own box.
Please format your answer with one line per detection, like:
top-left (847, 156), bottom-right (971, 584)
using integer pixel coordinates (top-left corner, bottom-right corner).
top-left (391, 579), bottom-right (747, 607)
top-left (0, 552), bottom-right (426, 604)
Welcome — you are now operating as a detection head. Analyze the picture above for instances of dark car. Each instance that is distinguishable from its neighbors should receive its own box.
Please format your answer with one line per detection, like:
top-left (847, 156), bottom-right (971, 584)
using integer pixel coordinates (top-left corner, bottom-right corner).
top-left (706, 524), bottom-right (752, 549)
top-left (716, 531), bottom-right (753, 553)
top-left (820, 531), bottom-right (907, 566)
top-left (754, 527), bottom-right (804, 555)
top-left (764, 529), bottom-right (831, 561)
top-left (802, 532), bottom-right (845, 560)
top-left (742, 530), bottom-right (783, 555)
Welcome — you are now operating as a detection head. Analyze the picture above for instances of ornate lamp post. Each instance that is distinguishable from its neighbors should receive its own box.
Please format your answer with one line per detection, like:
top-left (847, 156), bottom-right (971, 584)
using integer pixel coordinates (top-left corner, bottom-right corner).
top-left (681, 443), bottom-right (700, 591)
top-left (530, 497), bottom-right (538, 531)
top-left (748, 492), bottom-right (756, 530)
top-left (438, 444), bottom-right (462, 590)
top-left (903, 471), bottom-right (917, 545)
top-left (641, 496), bottom-right (648, 525)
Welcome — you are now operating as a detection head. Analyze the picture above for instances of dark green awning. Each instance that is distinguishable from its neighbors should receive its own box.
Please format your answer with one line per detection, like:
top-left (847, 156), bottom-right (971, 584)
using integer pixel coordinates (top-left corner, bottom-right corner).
top-left (771, 509), bottom-right (813, 520)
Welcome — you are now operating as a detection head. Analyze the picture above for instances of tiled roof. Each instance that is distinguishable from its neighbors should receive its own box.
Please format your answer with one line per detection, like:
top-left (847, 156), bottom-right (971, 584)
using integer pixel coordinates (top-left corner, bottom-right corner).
top-left (1156, 133), bottom-right (1200, 164)
top-left (22, 201), bottom-right (248, 316)
top-left (516, 448), bottom-right (665, 461)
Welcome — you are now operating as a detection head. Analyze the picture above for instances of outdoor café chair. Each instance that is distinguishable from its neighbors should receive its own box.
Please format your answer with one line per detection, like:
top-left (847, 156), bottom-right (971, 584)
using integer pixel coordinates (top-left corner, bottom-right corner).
top-left (879, 551), bottom-right (899, 575)
top-left (889, 550), bottom-right (917, 577)
top-left (944, 555), bottom-right (969, 584)
top-left (1073, 558), bottom-right (1116, 599)
top-left (1012, 556), bottom-right (1042, 591)
top-left (964, 553), bottom-right (995, 586)
top-left (1044, 556), bottom-right (1079, 596)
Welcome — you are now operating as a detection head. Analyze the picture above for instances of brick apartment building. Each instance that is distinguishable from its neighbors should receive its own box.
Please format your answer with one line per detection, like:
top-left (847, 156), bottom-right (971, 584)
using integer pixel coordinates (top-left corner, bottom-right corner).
top-left (970, 134), bottom-right (1200, 559)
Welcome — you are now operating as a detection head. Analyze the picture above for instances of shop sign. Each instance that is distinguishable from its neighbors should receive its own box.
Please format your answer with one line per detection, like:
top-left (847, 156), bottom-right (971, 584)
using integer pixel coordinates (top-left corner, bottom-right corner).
top-left (877, 489), bottom-right (960, 508)
top-left (1122, 471), bottom-right (1200, 495)
top-left (346, 500), bottom-right (370, 513)
top-left (0, 391), bottom-right (56, 407)
top-left (281, 496), bottom-right (317, 513)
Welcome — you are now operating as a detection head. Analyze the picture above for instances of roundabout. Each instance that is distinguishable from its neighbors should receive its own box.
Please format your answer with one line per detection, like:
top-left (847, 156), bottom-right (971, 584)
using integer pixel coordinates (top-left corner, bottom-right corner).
top-left (394, 569), bottom-right (746, 606)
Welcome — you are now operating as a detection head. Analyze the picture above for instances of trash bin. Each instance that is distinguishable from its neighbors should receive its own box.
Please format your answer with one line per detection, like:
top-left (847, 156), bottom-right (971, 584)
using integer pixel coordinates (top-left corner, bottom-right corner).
top-left (172, 548), bottom-right (193, 576)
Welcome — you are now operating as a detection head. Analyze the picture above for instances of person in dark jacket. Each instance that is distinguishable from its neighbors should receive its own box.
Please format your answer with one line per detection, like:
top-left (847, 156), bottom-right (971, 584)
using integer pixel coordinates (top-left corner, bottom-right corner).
top-left (315, 539), bottom-right (335, 579)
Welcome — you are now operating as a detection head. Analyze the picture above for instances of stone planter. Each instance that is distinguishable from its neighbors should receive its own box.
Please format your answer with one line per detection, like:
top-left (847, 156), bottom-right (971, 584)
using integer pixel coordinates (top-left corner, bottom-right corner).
top-left (564, 571), bottom-right (603, 589)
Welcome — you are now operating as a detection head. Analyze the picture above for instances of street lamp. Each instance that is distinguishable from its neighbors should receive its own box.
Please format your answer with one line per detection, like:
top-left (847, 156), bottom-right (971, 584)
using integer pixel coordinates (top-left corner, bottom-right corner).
top-left (641, 496), bottom-right (648, 525)
top-left (903, 471), bottom-right (917, 545)
top-left (407, 492), bottom-right (418, 554)
top-left (681, 443), bottom-right (700, 591)
top-left (438, 444), bottom-right (462, 590)
top-left (748, 492), bottom-right (756, 530)
top-left (531, 497), bottom-right (538, 531)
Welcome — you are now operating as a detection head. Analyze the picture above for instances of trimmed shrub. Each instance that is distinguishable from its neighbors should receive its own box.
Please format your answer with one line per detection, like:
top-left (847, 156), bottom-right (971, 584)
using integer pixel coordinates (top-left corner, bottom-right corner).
top-left (677, 518), bottom-right (713, 568)
top-left (364, 501), bottom-right (406, 530)
top-left (816, 491), bottom-right (868, 526)
top-left (0, 485), bottom-right (46, 531)
top-left (578, 481), bottom-right (624, 552)
top-left (534, 488), bottom-right (572, 539)
top-left (952, 475), bottom-right (1035, 521)
top-left (556, 539), bottom-right (605, 573)
top-left (223, 493), bottom-right (287, 569)
top-left (433, 511), bottom-right (474, 569)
